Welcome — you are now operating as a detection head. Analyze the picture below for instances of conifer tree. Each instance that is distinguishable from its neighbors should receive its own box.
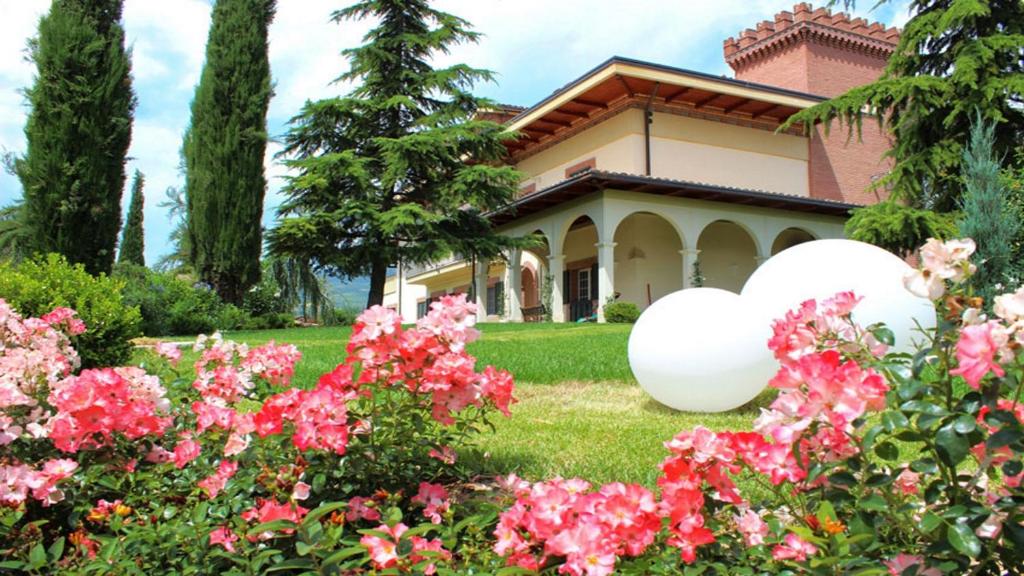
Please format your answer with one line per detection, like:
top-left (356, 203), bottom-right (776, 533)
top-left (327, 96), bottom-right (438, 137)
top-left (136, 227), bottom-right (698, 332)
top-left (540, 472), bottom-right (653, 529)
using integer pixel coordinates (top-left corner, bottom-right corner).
top-left (16, 0), bottom-right (135, 275)
top-left (959, 115), bottom-right (1019, 304)
top-left (790, 0), bottom-right (1024, 211)
top-left (185, 0), bottom-right (275, 304)
top-left (118, 170), bottom-right (145, 266)
top-left (268, 1), bottom-right (522, 308)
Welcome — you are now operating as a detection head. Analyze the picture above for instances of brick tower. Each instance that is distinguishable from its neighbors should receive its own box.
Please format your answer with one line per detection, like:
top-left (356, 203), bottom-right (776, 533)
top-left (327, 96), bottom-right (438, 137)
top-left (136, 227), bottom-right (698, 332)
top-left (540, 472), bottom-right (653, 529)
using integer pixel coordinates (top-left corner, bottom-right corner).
top-left (724, 4), bottom-right (900, 204)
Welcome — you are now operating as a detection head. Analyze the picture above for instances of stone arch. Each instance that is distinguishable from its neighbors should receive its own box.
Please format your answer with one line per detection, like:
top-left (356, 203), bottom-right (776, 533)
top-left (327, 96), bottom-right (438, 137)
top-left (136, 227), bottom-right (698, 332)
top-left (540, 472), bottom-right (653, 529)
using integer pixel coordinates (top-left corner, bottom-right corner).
top-left (612, 212), bottom-right (683, 310)
top-left (609, 209), bottom-right (688, 250)
top-left (696, 220), bottom-right (759, 293)
top-left (771, 227), bottom-right (817, 255)
top-left (557, 211), bottom-right (602, 251)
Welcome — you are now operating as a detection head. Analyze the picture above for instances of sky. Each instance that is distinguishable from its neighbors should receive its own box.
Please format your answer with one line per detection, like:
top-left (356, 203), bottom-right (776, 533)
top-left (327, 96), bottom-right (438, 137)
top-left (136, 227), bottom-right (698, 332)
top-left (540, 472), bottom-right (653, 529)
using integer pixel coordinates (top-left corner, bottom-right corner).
top-left (0, 0), bottom-right (913, 269)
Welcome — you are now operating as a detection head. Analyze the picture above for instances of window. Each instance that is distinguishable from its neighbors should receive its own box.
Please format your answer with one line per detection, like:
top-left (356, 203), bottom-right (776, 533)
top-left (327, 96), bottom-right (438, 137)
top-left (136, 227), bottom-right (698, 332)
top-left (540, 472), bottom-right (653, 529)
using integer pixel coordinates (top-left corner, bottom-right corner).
top-left (416, 299), bottom-right (428, 319)
top-left (577, 268), bottom-right (591, 301)
top-left (486, 282), bottom-right (505, 315)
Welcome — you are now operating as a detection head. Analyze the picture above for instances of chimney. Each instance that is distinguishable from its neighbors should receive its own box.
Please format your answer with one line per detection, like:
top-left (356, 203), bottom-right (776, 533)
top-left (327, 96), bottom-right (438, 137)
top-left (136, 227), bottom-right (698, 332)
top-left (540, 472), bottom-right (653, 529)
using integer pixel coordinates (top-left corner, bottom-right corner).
top-left (723, 3), bottom-right (898, 97)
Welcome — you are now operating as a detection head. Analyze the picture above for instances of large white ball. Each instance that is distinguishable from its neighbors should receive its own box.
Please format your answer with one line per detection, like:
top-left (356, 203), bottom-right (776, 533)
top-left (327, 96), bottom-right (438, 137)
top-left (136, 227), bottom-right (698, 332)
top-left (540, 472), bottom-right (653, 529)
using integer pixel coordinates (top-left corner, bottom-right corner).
top-left (741, 239), bottom-right (936, 354)
top-left (628, 288), bottom-right (777, 412)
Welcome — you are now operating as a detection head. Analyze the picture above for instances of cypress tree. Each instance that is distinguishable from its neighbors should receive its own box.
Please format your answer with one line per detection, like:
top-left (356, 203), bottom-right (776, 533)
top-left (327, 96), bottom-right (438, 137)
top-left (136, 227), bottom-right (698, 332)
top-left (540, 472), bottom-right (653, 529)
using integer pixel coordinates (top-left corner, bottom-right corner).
top-left (118, 170), bottom-right (145, 266)
top-left (268, 1), bottom-right (522, 308)
top-left (184, 0), bottom-right (276, 304)
top-left (959, 115), bottom-right (1019, 304)
top-left (16, 0), bottom-right (135, 275)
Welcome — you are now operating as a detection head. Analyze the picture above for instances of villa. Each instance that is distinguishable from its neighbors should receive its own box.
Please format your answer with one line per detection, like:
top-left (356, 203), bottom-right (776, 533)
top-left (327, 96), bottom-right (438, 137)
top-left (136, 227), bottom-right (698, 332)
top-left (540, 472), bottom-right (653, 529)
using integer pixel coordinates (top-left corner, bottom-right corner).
top-left (383, 3), bottom-right (899, 322)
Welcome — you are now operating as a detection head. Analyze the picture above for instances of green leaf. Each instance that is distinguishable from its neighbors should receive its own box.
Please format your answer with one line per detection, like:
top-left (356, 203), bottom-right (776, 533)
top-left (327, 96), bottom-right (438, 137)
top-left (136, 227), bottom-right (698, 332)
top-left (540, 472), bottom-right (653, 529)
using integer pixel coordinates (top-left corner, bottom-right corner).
top-left (28, 543), bottom-right (46, 569)
top-left (987, 427), bottom-right (1022, 449)
top-left (263, 558), bottom-right (316, 573)
top-left (322, 546), bottom-right (368, 567)
top-left (295, 541), bottom-right (313, 556)
top-left (874, 441), bottom-right (900, 461)
top-left (952, 414), bottom-right (977, 434)
top-left (47, 537), bottom-right (65, 562)
top-left (947, 522), bottom-right (981, 558)
top-left (859, 494), bottom-right (888, 512)
top-left (247, 520), bottom-right (297, 538)
top-left (881, 411), bottom-right (909, 431)
top-left (935, 424), bottom-right (969, 466)
top-left (871, 326), bottom-right (895, 346)
top-left (302, 501), bottom-right (346, 527)
top-left (919, 513), bottom-right (942, 533)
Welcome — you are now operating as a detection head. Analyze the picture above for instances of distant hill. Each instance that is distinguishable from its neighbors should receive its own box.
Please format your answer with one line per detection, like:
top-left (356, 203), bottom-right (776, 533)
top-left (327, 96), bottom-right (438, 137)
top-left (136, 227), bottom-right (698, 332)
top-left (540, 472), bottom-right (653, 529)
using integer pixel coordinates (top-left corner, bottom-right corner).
top-left (324, 275), bottom-right (371, 310)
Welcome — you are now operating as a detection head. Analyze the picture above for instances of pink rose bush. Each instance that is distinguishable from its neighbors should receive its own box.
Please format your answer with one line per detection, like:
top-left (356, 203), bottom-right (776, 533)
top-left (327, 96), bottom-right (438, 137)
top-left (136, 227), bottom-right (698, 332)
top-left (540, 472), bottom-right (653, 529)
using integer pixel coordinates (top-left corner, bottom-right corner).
top-left (5, 240), bottom-right (1024, 574)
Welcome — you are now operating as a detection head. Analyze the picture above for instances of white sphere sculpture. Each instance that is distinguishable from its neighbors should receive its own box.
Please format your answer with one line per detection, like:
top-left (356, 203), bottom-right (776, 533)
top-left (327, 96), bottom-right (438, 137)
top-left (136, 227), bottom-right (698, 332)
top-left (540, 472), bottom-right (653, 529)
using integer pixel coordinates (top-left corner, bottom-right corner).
top-left (628, 288), bottom-right (777, 412)
top-left (741, 239), bottom-right (936, 354)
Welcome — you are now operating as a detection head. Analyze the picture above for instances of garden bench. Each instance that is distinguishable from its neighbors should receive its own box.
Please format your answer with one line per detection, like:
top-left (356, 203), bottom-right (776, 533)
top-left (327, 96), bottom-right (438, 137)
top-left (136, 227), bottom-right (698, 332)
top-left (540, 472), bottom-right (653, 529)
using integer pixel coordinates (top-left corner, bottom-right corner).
top-left (521, 305), bottom-right (547, 322)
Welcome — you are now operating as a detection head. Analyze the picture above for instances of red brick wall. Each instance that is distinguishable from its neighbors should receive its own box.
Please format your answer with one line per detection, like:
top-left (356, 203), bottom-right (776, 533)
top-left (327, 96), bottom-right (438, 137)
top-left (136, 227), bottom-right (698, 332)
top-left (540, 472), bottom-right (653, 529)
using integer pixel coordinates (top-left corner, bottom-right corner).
top-left (725, 4), bottom-right (898, 205)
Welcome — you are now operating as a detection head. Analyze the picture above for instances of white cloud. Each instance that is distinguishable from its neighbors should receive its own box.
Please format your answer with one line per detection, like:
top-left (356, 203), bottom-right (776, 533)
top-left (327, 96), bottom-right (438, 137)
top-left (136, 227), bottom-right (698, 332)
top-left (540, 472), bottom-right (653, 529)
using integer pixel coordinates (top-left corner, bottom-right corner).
top-left (0, 0), bottom-right (911, 266)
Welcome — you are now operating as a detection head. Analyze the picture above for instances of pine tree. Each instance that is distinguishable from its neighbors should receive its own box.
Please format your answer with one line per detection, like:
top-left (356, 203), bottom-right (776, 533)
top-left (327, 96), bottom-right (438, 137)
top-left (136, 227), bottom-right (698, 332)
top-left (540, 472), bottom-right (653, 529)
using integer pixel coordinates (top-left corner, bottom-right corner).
top-left (789, 0), bottom-right (1024, 211)
top-left (959, 114), bottom-right (1019, 304)
top-left (268, 0), bottom-right (522, 308)
top-left (118, 170), bottom-right (145, 266)
top-left (184, 0), bottom-right (275, 304)
top-left (16, 0), bottom-right (135, 275)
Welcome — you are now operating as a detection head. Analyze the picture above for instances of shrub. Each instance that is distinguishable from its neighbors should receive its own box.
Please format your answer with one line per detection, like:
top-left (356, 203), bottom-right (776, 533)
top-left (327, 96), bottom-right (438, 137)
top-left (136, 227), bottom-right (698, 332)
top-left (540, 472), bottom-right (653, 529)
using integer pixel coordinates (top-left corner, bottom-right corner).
top-left (117, 264), bottom-right (250, 336)
top-left (0, 253), bottom-right (140, 367)
top-left (845, 200), bottom-right (958, 257)
top-left (604, 300), bottom-right (640, 323)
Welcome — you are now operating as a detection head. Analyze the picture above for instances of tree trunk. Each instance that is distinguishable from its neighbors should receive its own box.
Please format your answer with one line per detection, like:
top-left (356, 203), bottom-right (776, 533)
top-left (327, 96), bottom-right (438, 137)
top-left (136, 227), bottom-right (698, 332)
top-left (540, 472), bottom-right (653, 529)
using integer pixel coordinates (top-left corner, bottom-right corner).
top-left (366, 259), bottom-right (388, 309)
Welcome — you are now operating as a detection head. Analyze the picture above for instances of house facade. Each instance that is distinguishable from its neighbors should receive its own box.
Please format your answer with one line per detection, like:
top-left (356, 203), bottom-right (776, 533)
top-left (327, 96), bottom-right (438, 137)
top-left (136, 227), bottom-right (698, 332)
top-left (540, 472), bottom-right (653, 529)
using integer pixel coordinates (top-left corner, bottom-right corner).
top-left (383, 3), bottom-right (898, 323)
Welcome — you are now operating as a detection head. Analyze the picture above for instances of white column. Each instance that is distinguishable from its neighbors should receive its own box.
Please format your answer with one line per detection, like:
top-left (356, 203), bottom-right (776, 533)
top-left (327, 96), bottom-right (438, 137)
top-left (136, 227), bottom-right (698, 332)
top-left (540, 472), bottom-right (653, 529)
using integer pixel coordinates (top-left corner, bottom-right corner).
top-left (596, 241), bottom-right (617, 323)
top-left (550, 254), bottom-right (566, 323)
top-left (474, 258), bottom-right (489, 322)
top-left (505, 249), bottom-right (523, 322)
top-left (681, 248), bottom-right (701, 289)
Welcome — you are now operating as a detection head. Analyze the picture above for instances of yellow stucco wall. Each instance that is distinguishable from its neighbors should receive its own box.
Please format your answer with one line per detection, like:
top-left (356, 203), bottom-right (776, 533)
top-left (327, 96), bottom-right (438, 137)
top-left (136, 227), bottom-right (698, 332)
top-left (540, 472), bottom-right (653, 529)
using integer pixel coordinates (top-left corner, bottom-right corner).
top-left (515, 108), bottom-right (809, 197)
top-left (517, 109), bottom-right (644, 190)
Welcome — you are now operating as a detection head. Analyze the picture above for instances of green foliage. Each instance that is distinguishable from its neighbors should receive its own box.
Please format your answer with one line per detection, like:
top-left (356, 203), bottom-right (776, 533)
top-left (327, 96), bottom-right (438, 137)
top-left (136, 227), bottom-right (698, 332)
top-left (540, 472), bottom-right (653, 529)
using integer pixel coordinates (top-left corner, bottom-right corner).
top-left (541, 274), bottom-right (554, 322)
top-left (267, 255), bottom-right (330, 322)
top-left (845, 200), bottom-right (958, 256)
top-left (116, 263), bottom-right (222, 336)
top-left (0, 254), bottom-right (140, 367)
top-left (117, 170), bottom-right (145, 266)
top-left (116, 263), bottom-right (294, 336)
top-left (0, 202), bottom-right (28, 261)
top-left (268, 0), bottom-right (523, 308)
top-left (155, 186), bottom-right (192, 274)
top-left (603, 301), bottom-right (640, 323)
top-left (185, 0), bottom-right (275, 304)
top-left (1004, 147), bottom-right (1024, 281)
top-left (959, 116), bottom-right (1020, 302)
top-left (691, 258), bottom-right (705, 288)
top-left (16, 0), bottom-right (135, 275)
top-left (791, 0), bottom-right (1024, 210)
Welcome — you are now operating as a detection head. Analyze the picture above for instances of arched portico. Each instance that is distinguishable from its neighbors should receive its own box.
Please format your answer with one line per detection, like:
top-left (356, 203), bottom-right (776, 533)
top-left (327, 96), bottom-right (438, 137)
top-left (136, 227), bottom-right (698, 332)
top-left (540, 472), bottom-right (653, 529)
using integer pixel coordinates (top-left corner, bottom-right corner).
top-left (613, 212), bottom-right (684, 310)
top-left (771, 227), bottom-right (817, 255)
top-left (696, 220), bottom-right (759, 293)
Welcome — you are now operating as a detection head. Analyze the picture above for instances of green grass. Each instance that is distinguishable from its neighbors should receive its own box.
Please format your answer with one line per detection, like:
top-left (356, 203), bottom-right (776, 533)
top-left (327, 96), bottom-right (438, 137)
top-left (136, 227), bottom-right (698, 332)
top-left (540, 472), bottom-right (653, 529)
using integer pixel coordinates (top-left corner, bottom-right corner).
top-left (168, 322), bottom-right (759, 486)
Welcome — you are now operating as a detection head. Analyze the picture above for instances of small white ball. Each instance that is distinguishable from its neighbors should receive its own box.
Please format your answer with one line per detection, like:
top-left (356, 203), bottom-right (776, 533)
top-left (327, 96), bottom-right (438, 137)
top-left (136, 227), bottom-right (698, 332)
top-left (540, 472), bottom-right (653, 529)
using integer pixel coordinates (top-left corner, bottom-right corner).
top-left (628, 288), bottom-right (776, 412)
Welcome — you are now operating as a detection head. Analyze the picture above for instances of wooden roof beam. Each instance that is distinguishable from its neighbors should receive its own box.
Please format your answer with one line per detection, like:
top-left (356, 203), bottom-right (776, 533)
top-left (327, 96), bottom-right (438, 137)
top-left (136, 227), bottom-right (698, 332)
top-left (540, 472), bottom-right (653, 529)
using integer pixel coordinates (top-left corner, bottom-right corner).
top-left (555, 107), bottom-right (592, 119)
top-left (538, 117), bottom-right (574, 128)
top-left (523, 125), bottom-right (558, 136)
top-left (662, 86), bottom-right (691, 104)
top-left (751, 103), bottom-right (782, 119)
top-left (573, 97), bottom-right (609, 110)
top-left (693, 93), bottom-right (723, 109)
top-left (722, 98), bottom-right (753, 115)
top-left (616, 74), bottom-right (635, 97)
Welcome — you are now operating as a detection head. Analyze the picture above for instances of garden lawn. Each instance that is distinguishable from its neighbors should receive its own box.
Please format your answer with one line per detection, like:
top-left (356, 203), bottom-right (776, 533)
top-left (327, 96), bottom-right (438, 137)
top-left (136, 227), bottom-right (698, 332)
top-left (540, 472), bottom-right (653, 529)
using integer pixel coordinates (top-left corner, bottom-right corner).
top-left (166, 322), bottom-right (758, 486)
